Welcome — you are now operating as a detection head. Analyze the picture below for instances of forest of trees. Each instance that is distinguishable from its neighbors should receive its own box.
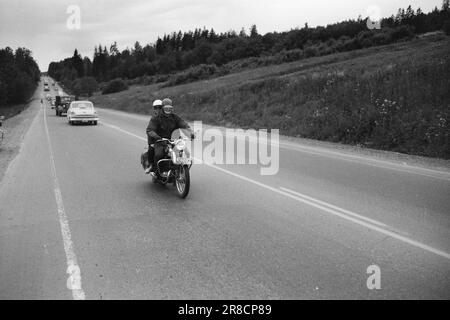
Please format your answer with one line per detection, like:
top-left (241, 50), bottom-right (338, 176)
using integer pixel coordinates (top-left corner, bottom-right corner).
top-left (48, 2), bottom-right (450, 93)
top-left (0, 47), bottom-right (40, 108)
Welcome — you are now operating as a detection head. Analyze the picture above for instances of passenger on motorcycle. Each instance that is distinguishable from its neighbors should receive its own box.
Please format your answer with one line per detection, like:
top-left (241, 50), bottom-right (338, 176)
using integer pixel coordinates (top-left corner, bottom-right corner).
top-left (145, 98), bottom-right (195, 174)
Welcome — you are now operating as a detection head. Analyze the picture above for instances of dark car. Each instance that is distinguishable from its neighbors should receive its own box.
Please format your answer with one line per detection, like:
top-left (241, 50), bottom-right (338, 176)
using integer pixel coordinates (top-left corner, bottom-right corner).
top-left (55, 95), bottom-right (74, 116)
top-left (0, 115), bottom-right (4, 146)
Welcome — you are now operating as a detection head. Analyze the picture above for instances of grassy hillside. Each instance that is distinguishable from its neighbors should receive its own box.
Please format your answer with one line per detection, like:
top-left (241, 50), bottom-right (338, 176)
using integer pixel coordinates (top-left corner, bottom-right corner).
top-left (90, 34), bottom-right (450, 159)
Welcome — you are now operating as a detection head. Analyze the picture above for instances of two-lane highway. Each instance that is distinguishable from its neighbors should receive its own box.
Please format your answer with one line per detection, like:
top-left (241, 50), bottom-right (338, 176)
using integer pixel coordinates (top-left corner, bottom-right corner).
top-left (0, 83), bottom-right (449, 299)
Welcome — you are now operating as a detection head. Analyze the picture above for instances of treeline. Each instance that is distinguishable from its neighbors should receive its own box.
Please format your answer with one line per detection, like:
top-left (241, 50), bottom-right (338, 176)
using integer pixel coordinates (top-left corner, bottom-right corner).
top-left (0, 47), bottom-right (40, 108)
top-left (48, 2), bottom-right (450, 92)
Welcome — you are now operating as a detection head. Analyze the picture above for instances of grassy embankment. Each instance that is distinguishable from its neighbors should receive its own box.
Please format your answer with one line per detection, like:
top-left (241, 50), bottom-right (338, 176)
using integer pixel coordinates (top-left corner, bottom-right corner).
top-left (0, 103), bottom-right (29, 120)
top-left (91, 34), bottom-right (450, 159)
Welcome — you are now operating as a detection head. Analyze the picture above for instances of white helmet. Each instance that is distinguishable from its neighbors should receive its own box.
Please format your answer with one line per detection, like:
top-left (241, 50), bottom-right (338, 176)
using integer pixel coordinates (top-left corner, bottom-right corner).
top-left (152, 99), bottom-right (163, 108)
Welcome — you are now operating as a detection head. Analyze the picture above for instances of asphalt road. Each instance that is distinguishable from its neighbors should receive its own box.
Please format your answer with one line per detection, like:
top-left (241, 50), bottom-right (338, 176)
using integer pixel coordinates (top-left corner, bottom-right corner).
top-left (0, 80), bottom-right (449, 299)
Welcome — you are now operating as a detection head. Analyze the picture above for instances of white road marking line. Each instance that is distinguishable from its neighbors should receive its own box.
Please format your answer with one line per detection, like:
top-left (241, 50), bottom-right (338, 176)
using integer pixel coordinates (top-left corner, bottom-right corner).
top-left (278, 187), bottom-right (387, 227)
top-left (276, 143), bottom-right (450, 181)
top-left (203, 164), bottom-right (450, 260)
top-left (206, 128), bottom-right (450, 181)
top-left (279, 188), bottom-right (450, 259)
top-left (97, 108), bottom-right (450, 181)
top-left (225, 133), bottom-right (450, 181)
top-left (43, 103), bottom-right (86, 300)
top-left (97, 107), bottom-right (150, 121)
top-left (101, 122), bottom-right (450, 260)
top-left (102, 122), bottom-right (146, 141)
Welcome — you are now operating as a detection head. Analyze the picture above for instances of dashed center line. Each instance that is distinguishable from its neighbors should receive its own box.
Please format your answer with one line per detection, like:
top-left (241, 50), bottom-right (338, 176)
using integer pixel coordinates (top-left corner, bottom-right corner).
top-left (102, 120), bottom-right (450, 260)
top-left (43, 102), bottom-right (85, 300)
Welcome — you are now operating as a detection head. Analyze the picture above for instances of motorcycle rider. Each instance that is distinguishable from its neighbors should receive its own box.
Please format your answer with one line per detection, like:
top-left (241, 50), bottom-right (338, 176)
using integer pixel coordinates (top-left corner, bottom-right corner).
top-left (145, 98), bottom-right (195, 174)
top-left (143, 99), bottom-right (163, 174)
top-left (152, 99), bottom-right (163, 117)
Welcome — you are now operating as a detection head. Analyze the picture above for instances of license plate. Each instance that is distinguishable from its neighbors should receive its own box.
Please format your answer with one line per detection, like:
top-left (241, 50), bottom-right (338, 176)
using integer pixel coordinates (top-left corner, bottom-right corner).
top-left (82, 119), bottom-right (88, 122)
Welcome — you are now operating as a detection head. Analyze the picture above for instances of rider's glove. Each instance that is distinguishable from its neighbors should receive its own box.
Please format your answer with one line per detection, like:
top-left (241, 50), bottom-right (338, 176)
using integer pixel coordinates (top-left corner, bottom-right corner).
top-left (149, 132), bottom-right (161, 140)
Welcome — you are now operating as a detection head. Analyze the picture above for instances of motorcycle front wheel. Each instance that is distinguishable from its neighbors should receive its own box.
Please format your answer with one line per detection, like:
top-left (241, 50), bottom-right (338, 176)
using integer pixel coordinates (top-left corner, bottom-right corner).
top-left (175, 165), bottom-right (190, 199)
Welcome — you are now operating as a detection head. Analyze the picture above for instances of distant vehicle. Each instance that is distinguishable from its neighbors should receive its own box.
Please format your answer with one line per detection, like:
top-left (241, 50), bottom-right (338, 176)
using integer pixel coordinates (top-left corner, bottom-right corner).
top-left (67, 101), bottom-right (99, 125)
top-left (0, 115), bottom-right (4, 146)
top-left (52, 82), bottom-right (56, 86)
top-left (54, 96), bottom-right (61, 114)
top-left (55, 95), bottom-right (74, 116)
top-left (44, 85), bottom-right (50, 92)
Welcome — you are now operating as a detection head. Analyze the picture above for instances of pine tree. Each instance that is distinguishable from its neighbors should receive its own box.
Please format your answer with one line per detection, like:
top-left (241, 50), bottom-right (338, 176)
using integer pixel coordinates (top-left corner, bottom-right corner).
top-left (176, 31), bottom-right (183, 51)
top-left (72, 49), bottom-right (84, 77)
top-left (201, 27), bottom-right (209, 39)
top-left (405, 5), bottom-right (415, 20)
top-left (133, 41), bottom-right (142, 56)
top-left (443, 0), bottom-right (450, 11)
top-left (156, 38), bottom-right (164, 55)
top-left (250, 24), bottom-right (259, 37)
top-left (110, 42), bottom-right (119, 56)
top-left (209, 28), bottom-right (218, 42)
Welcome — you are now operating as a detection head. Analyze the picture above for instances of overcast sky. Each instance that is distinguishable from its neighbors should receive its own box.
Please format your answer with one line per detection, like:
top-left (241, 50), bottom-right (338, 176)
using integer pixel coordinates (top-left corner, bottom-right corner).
top-left (0, 0), bottom-right (442, 71)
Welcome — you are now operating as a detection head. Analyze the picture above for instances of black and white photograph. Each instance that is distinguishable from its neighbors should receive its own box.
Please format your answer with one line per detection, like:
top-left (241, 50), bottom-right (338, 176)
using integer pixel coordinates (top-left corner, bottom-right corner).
top-left (0, 0), bottom-right (449, 305)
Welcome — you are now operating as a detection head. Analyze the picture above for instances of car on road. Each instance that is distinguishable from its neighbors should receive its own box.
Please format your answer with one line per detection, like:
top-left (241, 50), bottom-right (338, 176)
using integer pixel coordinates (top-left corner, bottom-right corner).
top-left (67, 101), bottom-right (99, 125)
top-left (44, 84), bottom-right (50, 91)
top-left (55, 95), bottom-right (74, 116)
top-left (0, 115), bottom-right (4, 146)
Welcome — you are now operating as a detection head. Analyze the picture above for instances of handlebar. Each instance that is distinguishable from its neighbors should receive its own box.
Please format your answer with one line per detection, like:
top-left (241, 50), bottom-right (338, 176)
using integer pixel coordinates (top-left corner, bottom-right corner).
top-left (155, 135), bottom-right (195, 144)
top-left (154, 138), bottom-right (172, 143)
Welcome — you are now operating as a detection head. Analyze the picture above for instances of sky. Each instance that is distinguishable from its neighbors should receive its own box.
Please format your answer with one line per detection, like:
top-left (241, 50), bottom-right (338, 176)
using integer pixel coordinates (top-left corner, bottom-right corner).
top-left (0, 0), bottom-right (442, 71)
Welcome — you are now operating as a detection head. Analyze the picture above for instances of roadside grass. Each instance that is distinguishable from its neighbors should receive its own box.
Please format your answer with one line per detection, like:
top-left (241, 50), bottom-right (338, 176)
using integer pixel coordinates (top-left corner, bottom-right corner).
top-left (0, 103), bottom-right (29, 120)
top-left (90, 35), bottom-right (450, 159)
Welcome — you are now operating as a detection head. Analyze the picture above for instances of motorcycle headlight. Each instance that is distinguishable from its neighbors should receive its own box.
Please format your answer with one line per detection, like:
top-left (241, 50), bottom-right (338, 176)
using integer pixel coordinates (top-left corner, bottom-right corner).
top-left (176, 140), bottom-right (186, 150)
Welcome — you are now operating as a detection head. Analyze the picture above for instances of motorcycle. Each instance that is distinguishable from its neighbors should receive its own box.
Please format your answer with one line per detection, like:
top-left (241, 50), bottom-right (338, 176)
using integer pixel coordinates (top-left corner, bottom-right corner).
top-left (141, 136), bottom-right (193, 198)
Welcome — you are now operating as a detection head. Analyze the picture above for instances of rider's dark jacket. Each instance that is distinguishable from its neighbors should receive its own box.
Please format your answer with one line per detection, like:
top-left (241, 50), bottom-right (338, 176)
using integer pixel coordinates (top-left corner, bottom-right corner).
top-left (146, 112), bottom-right (190, 144)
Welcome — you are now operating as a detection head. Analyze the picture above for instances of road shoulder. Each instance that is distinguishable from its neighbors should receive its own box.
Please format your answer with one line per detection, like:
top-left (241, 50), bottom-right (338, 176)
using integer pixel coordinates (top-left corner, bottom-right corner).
top-left (0, 98), bottom-right (41, 184)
